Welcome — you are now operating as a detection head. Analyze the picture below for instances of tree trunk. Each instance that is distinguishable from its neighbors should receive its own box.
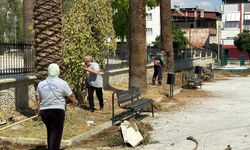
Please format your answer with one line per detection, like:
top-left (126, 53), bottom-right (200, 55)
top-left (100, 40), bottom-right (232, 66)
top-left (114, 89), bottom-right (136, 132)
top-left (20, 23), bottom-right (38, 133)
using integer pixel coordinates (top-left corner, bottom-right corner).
top-left (128, 0), bottom-right (147, 93)
top-left (34, 0), bottom-right (64, 81)
top-left (23, 0), bottom-right (34, 74)
top-left (160, 0), bottom-right (174, 72)
top-left (23, 0), bottom-right (34, 44)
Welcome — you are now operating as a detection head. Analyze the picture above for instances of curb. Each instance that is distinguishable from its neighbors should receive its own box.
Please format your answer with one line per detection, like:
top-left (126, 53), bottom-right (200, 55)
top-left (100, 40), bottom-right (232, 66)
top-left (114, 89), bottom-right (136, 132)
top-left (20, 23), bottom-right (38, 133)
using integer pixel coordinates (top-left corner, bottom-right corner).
top-left (0, 121), bottom-right (112, 147)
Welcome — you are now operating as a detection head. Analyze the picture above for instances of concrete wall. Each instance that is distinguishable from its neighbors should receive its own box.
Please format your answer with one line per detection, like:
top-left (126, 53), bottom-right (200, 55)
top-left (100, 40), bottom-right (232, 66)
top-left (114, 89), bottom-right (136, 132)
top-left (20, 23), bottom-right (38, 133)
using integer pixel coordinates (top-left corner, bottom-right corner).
top-left (0, 76), bottom-right (36, 111)
top-left (103, 65), bottom-right (154, 88)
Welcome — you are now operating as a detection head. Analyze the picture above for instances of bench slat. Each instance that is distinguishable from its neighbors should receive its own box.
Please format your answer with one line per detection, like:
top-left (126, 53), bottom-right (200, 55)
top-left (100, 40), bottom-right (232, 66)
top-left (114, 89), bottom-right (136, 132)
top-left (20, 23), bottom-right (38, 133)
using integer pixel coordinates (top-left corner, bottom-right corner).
top-left (112, 87), bottom-right (154, 125)
top-left (123, 98), bottom-right (152, 109)
top-left (117, 88), bottom-right (141, 104)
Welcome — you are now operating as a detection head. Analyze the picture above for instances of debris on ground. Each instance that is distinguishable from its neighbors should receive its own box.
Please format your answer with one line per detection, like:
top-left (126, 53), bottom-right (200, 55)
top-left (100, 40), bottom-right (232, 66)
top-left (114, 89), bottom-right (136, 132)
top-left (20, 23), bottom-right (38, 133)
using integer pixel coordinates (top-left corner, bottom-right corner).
top-left (0, 120), bottom-right (7, 126)
top-left (86, 120), bottom-right (96, 126)
top-left (120, 120), bottom-right (143, 147)
top-left (10, 124), bottom-right (24, 131)
top-left (8, 115), bottom-right (24, 122)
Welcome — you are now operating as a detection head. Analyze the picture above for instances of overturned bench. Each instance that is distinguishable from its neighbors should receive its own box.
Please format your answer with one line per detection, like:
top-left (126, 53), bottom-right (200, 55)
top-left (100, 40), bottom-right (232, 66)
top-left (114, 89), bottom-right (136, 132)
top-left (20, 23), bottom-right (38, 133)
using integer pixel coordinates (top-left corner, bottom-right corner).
top-left (112, 87), bottom-right (154, 124)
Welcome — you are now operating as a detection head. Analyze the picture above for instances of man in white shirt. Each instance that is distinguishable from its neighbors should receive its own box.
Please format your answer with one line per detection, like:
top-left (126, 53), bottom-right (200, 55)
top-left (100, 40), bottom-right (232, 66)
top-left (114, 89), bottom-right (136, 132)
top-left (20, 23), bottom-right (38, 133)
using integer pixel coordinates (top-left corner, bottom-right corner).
top-left (83, 56), bottom-right (104, 112)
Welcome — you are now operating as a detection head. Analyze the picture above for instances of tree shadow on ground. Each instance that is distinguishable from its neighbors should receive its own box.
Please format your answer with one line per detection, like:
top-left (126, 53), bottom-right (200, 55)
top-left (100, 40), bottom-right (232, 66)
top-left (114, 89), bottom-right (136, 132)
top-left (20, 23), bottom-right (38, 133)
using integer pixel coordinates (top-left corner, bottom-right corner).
top-left (28, 146), bottom-right (67, 150)
top-left (18, 108), bottom-right (37, 118)
top-left (28, 146), bottom-right (47, 150)
top-left (181, 85), bottom-right (199, 89)
top-left (112, 110), bottom-right (150, 125)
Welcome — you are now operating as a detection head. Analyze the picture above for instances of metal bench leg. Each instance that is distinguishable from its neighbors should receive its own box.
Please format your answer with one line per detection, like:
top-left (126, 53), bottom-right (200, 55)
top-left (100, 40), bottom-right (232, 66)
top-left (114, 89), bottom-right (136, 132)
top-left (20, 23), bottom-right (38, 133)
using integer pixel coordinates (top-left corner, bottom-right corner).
top-left (112, 92), bottom-right (116, 125)
top-left (151, 103), bottom-right (154, 117)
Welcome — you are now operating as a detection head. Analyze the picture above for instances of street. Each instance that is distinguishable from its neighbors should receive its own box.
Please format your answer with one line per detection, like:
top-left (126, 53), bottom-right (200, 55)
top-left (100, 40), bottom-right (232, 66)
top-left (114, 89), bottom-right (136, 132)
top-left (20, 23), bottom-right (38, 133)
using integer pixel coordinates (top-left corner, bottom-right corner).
top-left (140, 77), bottom-right (250, 150)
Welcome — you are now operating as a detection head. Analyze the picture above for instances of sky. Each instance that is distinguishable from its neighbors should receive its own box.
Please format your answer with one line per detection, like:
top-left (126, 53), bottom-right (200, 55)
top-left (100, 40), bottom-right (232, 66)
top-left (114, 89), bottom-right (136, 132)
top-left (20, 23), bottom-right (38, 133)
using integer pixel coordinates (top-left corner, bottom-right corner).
top-left (171, 0), bottom-right (222, 12)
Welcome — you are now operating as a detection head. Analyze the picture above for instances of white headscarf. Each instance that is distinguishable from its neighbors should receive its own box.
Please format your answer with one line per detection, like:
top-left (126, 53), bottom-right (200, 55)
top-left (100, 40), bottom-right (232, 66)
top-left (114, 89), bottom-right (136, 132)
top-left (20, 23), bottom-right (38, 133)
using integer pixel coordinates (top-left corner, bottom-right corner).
top-left (48, 63), bottom-right (60, 77)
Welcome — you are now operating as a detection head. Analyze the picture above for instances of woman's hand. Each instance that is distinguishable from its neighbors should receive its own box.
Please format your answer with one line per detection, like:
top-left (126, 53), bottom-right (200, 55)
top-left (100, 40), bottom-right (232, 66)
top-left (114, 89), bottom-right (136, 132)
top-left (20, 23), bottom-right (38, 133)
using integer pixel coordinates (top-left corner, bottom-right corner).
top-left (72, 100), bottom-right (78, 106)
top-left (68, 94), bottom-right (78, 106)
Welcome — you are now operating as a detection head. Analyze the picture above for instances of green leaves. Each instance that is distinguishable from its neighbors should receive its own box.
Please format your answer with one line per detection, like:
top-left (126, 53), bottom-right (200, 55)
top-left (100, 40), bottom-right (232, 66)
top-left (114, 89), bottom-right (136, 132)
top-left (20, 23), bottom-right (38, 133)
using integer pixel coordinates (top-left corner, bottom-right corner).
top-left (234, 30), bottom-right (250, 53)
top-left (112, 0), bottom-right (158, 42)
top-left (0, 0), bottom-right (23, 43)
top-left (154, 25), bottom-right (188, 50)
top-left (62, 0), bottom-right (116, 89)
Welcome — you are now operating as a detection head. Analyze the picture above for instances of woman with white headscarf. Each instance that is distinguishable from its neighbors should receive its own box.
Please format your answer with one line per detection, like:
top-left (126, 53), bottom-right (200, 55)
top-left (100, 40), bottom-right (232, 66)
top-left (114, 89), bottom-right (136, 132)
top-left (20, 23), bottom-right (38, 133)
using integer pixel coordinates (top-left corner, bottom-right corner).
top-left (36, 63), bottom-right (78, 150)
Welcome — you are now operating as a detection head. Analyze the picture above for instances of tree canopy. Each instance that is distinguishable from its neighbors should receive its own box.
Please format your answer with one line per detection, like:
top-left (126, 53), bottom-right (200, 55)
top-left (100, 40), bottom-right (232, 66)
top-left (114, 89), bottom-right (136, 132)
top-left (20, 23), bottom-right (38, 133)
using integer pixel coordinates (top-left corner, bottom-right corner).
top-left (154, 25), bottom-right (188, 50)
top-left (0, 0), bottom-right (23, 43)
top-left (62, 0), bottom-right (116, 88)
top-left (234, 30), bottom-right (250, 53)
top-left (112, 0), bottom-right (158, 42)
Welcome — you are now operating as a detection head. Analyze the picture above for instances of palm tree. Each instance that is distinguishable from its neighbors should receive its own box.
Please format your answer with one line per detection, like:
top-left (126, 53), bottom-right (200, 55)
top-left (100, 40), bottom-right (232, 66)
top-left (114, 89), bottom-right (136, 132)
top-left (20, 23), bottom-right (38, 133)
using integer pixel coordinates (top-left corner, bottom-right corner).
top-left (34, 0), bottom-right (64, 81)
top-left (128, 0), bottom-right (147, 92)
top-left (23, 0), bottom-right (34, 73)
top-left (23, 0), bottom-right (34, 43)
top-left (160, 0), bottom-right (174, 72)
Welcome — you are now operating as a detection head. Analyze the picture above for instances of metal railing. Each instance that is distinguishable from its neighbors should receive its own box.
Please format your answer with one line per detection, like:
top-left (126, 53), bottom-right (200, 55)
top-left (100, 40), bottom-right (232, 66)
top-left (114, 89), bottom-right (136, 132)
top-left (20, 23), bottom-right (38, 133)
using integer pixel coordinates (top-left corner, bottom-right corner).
top-left (0, 44), bottom-right (217, 78)
top-left (105, 48), bottom-right (217, 71)
top-left (105, 48), bottom-right (155, 70)
top-left (0, 43), bottom-right (34, 78)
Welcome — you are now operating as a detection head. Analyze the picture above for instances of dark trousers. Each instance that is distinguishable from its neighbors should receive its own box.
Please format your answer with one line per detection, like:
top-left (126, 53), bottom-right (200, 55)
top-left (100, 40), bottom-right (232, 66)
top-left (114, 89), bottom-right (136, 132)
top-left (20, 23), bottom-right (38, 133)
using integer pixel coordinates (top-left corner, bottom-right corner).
top-left (153, 65), bottom-right (163, 82)
top-left (40, 109), bottom-right (65, 150)
top-left (87, 84), bottom-right (104, 110)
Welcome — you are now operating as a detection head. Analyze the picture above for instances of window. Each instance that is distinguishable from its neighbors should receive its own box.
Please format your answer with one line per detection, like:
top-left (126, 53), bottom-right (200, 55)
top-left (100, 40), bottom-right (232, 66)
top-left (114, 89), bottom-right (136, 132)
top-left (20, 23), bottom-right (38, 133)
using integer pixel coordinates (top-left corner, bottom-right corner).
top-left (146, 28), bottom-right (153, 36)
top-left (146, 13), bottom-right (152, 21)
top-left (224, 21), bottom-right (238, 28)
top-left (244, 20), bottom-right (250, 25)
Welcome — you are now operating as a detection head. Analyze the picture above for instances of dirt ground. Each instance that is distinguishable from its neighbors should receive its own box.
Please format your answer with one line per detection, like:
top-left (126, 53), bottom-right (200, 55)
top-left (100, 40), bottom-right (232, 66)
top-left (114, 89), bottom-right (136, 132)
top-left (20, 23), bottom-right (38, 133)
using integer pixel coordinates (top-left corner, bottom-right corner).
top-left (0, 70), bottom-right (240, 149)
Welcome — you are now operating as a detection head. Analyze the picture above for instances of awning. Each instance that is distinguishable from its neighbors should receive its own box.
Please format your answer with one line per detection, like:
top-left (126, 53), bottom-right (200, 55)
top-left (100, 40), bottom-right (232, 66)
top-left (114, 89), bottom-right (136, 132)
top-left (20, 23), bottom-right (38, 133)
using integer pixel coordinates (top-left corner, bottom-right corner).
top-left (226, 13), bottom-right (240, 21)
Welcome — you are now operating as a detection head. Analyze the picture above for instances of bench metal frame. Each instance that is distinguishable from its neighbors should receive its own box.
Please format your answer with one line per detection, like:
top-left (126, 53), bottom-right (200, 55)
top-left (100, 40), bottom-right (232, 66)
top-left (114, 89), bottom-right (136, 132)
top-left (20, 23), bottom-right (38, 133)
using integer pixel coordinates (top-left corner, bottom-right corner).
top-left (182, 73), bottom-right (202, 88)
top-left (112, 87), bottom-right (154, 124)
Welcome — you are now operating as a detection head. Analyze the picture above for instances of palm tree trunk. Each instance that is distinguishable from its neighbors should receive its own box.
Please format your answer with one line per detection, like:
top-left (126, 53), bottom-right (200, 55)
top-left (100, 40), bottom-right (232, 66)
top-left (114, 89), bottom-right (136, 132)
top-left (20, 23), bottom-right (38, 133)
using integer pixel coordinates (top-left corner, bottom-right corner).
top-left (23, 0), bottom-right (34, 73)
top-left (128, 0), bottom-right (147, 93)
top-left (34, 0), bottom-right (64, 81)
top-left (160, 0), bottom-right (174, 72)
top-left (23, 0), bottom-right (34, 43)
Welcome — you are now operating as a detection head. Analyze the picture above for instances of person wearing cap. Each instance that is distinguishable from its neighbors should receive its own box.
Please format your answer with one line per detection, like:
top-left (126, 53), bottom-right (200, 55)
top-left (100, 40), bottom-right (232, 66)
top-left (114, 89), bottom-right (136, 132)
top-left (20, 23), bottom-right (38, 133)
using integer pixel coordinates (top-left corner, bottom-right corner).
top-left (152, 50), bottom-right (167, 85)
top-left (83, 56), bottom-right (104, 112)
top-left (36, 63), bottom-right (78, 150)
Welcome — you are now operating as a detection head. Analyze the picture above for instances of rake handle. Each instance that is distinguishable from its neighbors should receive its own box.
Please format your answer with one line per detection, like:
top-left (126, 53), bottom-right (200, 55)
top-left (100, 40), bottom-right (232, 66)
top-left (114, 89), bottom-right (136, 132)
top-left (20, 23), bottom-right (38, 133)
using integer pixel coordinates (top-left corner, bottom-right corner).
top-left (0, 115), bottom-right (38, 132)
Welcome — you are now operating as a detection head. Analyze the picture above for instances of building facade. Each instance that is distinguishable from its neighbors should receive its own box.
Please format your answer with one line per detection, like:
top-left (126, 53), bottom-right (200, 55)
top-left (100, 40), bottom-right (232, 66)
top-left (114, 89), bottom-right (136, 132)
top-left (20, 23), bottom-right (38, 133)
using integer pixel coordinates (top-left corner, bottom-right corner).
top-left (146, 6), bottom-right (160, 46)
top-left (146, 6), bottom-right (221, 51)
top-left (221, 0), bottom-right (250, 59)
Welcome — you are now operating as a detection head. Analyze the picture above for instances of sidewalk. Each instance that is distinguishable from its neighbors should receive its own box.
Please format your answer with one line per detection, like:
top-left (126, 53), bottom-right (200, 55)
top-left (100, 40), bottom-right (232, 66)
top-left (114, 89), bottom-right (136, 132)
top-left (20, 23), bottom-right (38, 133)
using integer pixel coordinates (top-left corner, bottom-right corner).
top-left (140, 77), bottom-right (250, 150)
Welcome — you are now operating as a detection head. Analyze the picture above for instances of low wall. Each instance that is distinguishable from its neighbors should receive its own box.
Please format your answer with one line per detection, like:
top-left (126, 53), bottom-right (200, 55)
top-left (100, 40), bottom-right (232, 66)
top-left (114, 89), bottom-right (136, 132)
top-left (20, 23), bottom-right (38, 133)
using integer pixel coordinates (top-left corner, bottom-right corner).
top-left (103, 64), bottom-right (154, 88)
top-left (0, 76), bottom-right (36, 111)
top-left (175, 57), bottom-right (215, 72)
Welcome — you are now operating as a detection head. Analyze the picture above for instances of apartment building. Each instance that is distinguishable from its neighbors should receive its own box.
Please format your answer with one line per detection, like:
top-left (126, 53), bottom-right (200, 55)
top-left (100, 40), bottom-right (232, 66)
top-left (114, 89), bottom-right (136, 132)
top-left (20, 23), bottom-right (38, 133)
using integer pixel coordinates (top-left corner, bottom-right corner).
top-left (146, 6), bottom-right (221, 50)
top-left (221, 0), bottom-right (250, 59)
top-left (146, 6), bottom-right (160, 46)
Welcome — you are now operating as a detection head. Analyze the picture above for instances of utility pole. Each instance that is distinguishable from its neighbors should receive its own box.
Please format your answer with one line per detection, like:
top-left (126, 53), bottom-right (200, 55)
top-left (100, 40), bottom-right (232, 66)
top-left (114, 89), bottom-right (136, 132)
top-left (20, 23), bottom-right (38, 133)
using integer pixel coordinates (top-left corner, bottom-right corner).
top-left (218, 24), bottom-right (221, 65)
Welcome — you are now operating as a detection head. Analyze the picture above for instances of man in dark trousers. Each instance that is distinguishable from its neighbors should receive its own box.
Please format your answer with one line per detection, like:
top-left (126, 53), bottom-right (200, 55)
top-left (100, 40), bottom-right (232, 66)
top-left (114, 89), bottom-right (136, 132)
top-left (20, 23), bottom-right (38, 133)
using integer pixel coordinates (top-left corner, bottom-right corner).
top-left (83, 56), bottom-right (104, 112)
top-left (152, 50), bottom-right (167, 85)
